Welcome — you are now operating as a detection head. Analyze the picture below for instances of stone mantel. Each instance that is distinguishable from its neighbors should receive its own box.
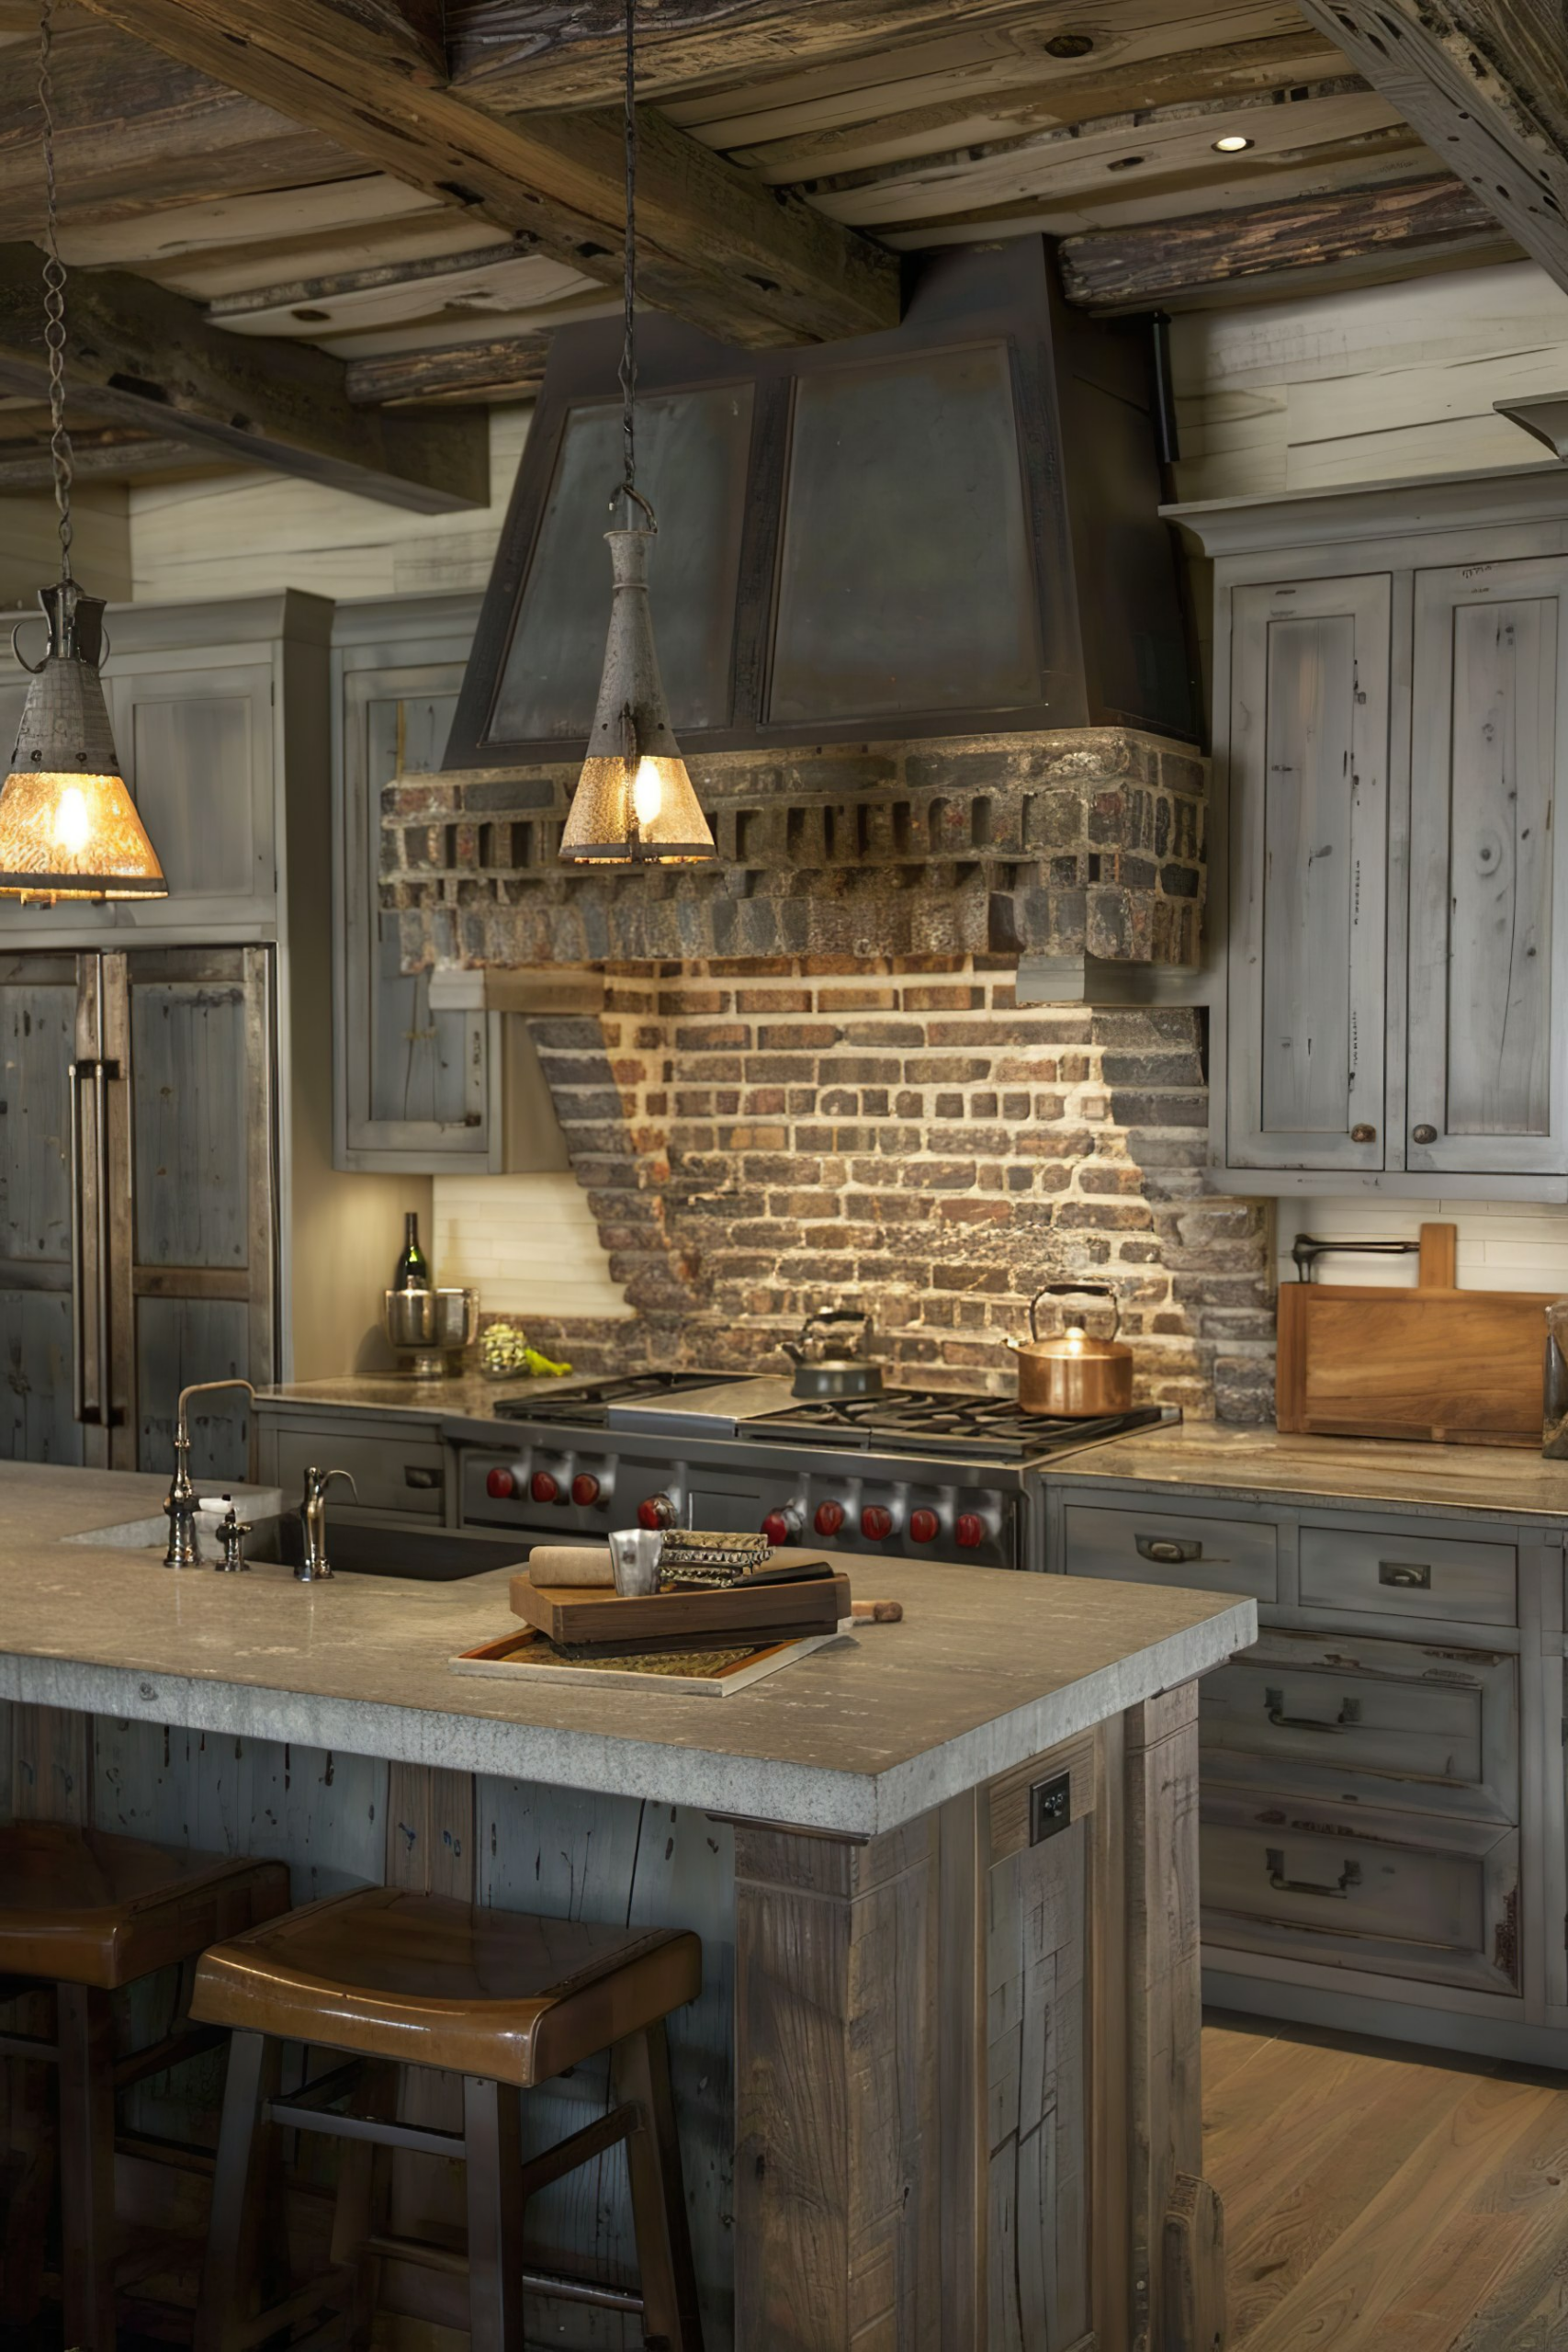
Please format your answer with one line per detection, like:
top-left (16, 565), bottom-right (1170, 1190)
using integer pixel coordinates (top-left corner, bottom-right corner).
top-left (381, 728), bottom-right (1206, 972)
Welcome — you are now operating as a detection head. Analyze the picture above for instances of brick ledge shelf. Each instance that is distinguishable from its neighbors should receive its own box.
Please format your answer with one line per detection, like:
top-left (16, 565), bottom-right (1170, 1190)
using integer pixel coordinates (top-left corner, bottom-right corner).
top-left (382, 729), bottom-right (1206, 971)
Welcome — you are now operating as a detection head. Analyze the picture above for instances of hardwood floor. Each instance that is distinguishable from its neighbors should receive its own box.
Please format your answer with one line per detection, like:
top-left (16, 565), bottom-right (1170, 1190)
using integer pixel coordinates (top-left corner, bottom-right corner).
top-left (1204, 2014), bottom-right (1568, 2351)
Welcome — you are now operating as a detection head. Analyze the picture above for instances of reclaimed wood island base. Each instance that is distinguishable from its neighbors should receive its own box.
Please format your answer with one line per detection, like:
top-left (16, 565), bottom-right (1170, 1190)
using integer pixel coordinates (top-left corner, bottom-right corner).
top-left (0, 1463), bottom-right (1253, 2351)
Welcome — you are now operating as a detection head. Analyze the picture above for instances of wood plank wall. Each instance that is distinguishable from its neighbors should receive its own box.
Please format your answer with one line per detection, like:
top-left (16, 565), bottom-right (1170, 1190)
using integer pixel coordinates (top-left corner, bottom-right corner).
top-left (1170, 258), bottom-right (1568, 503)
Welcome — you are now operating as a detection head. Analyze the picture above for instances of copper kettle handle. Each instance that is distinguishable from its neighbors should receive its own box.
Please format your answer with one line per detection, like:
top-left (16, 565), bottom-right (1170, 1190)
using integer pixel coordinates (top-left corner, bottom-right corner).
top-left (1029, 1282), bottom-right (1120, 1344)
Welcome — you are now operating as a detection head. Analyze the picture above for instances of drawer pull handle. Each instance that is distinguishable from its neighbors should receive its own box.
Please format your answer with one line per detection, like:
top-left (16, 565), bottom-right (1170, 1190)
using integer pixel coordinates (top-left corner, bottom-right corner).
top-left (1136, 1534), bottom-right (1203, 1565)
top-left (1265, 1689), bottom-right (1361, 1732)
top-left (1378, 1561), bottom-right (1431, 1589)
top-left (404, 1465), bottom-right (442, 1490)
top-left (1266, 1849), bottom-right (1361, 1899)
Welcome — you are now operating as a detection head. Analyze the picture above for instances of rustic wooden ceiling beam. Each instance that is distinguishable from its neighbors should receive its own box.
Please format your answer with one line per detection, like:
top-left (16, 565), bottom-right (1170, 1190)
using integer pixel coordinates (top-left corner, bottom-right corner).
top-left (1292, 0), bottom-right (1568, 294)
top-left (0, 424), bottom-right (204, 490)
top-left (0, 243), bottom-right (489, 509)
top-left (344, 328), bottom-right (554, 405)
top-left (205, 237), bottom-right (540, 320)
top-left (0, 23), bottom-right (364, 242)
top-left (1056, 173), bottom-right (1515, 310)
top-left (75, 0), bottom-right (900, 347)
top-left (446, 0), bottom-right (1069, 112)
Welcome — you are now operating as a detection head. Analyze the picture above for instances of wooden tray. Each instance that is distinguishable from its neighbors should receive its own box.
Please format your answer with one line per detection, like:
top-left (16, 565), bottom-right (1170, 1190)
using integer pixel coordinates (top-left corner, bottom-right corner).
top-left (452, 1624), bottom-right (844, 1696)
top-left (1277, 1222), bottom-right (1551, 1447)
top-left (510, 1567), bottom-right (850, 1653)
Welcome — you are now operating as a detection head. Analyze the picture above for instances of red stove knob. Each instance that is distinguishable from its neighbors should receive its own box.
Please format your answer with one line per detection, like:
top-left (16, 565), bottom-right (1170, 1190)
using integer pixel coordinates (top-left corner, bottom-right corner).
top-left (485, 1466), bottom-right (515, 1500)
top-left (815, 1500), bottom-right (845, 1538)
top-left (570, 1473), bottom-right (602, 1508)
top-left (955, 1512), bottom-right (985, 1549)
top-left (530, 1471), bottom-right (559, 1505)
top-left (909, 1508), bottom-right (940, 1544)
top-left (861, 1505), bottom-right (894, 1540)
top-left (761, 1510), bottom-right (799, 1546)
top-left (637, 1494), bottom-right (676, 1532)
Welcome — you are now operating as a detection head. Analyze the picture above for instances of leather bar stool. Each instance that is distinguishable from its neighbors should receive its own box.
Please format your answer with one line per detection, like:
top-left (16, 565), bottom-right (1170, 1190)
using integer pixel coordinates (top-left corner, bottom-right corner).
top-left (0, 1819), bottom-right (290, 2349)
top-left (190, 1883), bottom-right (705, 2352)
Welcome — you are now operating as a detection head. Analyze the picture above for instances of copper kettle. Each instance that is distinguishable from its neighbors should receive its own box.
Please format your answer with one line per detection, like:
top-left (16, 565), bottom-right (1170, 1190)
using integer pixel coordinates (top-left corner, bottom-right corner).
top-left (1006, 1282), bottom-right (1134, 1417)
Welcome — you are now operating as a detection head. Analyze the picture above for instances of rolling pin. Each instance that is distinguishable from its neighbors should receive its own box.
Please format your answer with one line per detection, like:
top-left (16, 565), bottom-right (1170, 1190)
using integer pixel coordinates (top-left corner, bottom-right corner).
top-left (525, 1544), bottom-right (614, 1587)
top-left (850, 1599), bottom-right (903, 1623)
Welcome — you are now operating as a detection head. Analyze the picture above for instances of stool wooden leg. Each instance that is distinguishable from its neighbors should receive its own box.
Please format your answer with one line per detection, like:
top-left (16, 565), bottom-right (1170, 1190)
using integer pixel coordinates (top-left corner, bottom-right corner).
top-left (197, 2029), bottom-right (280, 2352)
top-left (617, 2022), bottom-right (704, 2352)
top-left (329, 2061), bottom-right (397, 2348)
top-left (55, 1983), bottom-right (118, 2352)
top-left (462, 2075), bottom-right (526, 2352)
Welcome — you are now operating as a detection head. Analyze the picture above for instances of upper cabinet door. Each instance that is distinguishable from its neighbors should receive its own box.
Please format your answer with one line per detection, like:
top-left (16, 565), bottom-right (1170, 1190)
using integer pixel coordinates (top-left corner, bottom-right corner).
top-left (1227, 574), bottom-right (1393, 1172)
top-left (1407, 557), bottom-right (1568, 1177)
top-left (107, 659), bottom-right (276, 931)
top-left (335, 648), bottom-right (489, 1170)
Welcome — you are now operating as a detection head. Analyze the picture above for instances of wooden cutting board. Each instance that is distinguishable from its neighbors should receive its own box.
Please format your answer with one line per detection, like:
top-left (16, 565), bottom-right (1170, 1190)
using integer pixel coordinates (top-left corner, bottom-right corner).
top-left (1276, 1223), bottom-right (1552, 1447)
top-left (509, 1568), bottom-right (851, 1653)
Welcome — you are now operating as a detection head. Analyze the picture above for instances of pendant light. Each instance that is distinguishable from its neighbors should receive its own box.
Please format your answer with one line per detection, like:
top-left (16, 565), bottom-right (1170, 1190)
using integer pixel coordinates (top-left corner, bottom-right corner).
top-left (0, 0), bottom-right (164, 903)
top-left (558, 0), bottom-right (716, 866)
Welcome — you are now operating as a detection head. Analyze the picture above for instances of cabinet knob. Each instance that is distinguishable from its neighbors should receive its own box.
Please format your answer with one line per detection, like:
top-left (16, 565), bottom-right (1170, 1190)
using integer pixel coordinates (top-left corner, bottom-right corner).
top-left (1349, 1124), bottom-right (1377, 1144)
top-left (1412, 1123), bottom-right (1438, 1145)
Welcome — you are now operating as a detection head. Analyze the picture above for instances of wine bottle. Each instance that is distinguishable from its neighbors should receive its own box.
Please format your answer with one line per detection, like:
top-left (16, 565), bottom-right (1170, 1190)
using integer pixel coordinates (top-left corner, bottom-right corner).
top-left (393, 1211), bottom-right (430, 1293)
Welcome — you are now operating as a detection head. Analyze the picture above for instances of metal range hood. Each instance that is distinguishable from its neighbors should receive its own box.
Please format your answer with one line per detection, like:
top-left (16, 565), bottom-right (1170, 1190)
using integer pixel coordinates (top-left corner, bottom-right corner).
top-left (445, 240), bottom-right (1201, 772)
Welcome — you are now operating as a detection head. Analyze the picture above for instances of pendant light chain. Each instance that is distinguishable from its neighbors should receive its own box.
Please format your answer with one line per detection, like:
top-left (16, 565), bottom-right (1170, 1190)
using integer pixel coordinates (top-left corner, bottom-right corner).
top-left (37, 0), bottom-right (73, 581)
top-left (616, 0), bottom-right (652, 529)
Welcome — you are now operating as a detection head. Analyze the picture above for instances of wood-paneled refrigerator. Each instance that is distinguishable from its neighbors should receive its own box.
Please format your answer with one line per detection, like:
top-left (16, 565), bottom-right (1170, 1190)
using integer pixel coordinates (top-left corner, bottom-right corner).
top-left (0, 944), bottom-right (276, 1482)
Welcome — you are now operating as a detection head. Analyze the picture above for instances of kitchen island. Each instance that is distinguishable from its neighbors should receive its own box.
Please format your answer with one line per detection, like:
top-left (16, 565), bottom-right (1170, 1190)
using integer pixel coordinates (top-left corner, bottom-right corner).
top-left (0, 1460), bottom-right (1253, 2351)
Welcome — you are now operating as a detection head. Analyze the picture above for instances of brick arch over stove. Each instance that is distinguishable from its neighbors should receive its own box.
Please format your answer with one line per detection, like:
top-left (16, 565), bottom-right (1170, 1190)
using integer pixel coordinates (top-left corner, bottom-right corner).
top-left (508, 957), bottom-right (1273, 1423)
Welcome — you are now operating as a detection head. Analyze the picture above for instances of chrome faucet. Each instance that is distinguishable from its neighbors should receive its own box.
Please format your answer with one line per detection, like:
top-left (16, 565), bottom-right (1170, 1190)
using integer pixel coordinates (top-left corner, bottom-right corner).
top-left (164, 1379), bottom-right (257, 1568)
top-left (298, 1465), bottom-right (358, 1582)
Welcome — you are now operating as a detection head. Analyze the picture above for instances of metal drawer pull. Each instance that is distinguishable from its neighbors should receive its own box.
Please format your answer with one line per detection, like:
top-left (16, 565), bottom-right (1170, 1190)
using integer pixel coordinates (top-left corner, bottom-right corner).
top-left (1136, 1534), bottom-right (1204, 1565)
top-left (1264, 1689), bottom-right (1361, 1731)
top-left (1266, 1849), bottom-right (1361, 1898)
top-left (403, 1464), bottom-right (442, 1489)
top-left (1378, 1561), bottom-right (1431, 1589)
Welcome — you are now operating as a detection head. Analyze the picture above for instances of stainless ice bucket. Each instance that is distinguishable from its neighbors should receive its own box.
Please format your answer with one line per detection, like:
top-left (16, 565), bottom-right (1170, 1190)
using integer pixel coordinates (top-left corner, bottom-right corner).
top-left (383, 1286), bottom-right (479, 1374)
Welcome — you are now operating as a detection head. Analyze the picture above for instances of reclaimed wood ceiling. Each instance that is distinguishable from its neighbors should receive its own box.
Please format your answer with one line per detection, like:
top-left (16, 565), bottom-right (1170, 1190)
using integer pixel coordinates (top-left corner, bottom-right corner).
top-left (0, 0), bottom-right (1529, 498)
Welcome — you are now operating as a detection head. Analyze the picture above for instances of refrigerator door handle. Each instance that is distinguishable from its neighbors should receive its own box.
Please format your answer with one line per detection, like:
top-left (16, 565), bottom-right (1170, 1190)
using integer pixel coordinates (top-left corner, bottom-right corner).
top-left (67, 1058), bottom-right (99, 1427)
top-left (91, 1054), bottom-right (119, 1429)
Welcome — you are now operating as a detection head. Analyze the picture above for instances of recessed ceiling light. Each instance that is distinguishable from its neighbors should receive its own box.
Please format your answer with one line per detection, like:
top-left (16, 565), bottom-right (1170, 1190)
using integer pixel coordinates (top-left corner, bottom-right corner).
top-left (1213, 133), bottom-right (1255, 153)
top-left (1106, 154), bottom-right (1145, 171)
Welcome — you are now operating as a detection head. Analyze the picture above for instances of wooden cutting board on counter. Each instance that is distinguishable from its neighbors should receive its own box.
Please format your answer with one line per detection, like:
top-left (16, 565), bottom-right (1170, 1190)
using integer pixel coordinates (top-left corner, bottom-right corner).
top-left (510, 1564), bottom-right (851, 1654)
top-left (1277, 1223), bottom-right (1552, 1448)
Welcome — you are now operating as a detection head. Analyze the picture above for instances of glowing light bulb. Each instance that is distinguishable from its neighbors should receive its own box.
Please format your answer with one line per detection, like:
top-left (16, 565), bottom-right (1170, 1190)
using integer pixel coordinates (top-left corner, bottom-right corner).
top-left (53, 785), bottom-right (90, 858)
top-left (1213, 133), bottom-right (1253, 153)
top-left (632, 757), bottom-right (664, 829)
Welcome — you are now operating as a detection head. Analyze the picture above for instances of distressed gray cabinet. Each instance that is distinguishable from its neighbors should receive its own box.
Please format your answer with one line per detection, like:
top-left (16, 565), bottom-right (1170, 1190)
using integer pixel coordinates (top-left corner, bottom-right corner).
top-left (330, 593), bottom-right (490, 1170)
top-left (0, 591), bottom-right (331, 944)
top-left (1049, 1471), bottom-right (1568, 2065)
top-left (1175, 467), bottom-right (1568, 1200)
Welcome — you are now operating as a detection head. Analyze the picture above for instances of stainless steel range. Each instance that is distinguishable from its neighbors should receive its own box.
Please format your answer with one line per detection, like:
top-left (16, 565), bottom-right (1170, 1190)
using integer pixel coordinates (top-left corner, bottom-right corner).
top-left (457, 1374), bottom-right (1177, 1572)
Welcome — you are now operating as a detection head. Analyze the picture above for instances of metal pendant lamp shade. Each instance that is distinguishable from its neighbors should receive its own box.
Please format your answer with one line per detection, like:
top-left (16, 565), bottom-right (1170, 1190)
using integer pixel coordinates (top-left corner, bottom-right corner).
top-left (0, 580), bottom-right (164, 899)
top-left (559, 526), bottom-right (716, 864)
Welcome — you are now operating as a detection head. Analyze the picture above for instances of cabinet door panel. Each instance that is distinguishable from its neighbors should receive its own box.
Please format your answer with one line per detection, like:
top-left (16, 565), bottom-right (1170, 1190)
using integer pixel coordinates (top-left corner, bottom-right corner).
top-left (0, 955), bottom-right (83, 1462)
top-left (108, 662), bottom-right (275, 928)
top-left (1408, 558), bottom-right (1568, 1174)
top-left (1227, 575), bottom-right (1391, 1170)
top-left (334, 629), bottom-right (492, 1170)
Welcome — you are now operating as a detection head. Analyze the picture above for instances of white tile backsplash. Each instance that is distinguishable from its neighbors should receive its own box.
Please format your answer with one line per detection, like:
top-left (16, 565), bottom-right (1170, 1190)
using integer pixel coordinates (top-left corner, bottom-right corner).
top-left (432, 1172), bottom-right (632, 1319)
top-left (1276, 1198), bottom-right (1568, 1297)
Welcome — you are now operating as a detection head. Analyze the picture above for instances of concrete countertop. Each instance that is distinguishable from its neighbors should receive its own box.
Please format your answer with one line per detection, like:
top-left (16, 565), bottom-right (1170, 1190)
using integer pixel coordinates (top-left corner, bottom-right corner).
top-left (0, 1461), bottom-right (1251, 1838)
top-left (1062, 1420), bottom-right (1568, 1525)
top-left (257, 1370), bottom-right (587, 1426)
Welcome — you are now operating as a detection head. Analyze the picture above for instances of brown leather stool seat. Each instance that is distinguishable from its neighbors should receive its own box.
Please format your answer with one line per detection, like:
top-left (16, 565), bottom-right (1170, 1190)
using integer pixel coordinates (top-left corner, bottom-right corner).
top-left (191, 1884), bottom-right (705, 2352)
top-left (191, 1882), bottom-right (702, 2081)
top-left (0, 1820), bottom-right (290, 1987)
top-left (0, 1821), bottom-right (289, 2351)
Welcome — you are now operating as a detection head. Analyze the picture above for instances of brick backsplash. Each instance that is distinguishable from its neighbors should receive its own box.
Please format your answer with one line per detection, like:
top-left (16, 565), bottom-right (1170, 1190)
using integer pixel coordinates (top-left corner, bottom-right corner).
top-left (504, 956), bottom-right (1275, 1422)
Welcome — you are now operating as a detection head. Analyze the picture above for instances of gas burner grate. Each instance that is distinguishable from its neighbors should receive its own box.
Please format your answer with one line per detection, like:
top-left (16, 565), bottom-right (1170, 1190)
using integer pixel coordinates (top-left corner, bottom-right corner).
top-left (747, 1392), bottom-right (1172, 1462)
top-left (494, 1372), bottom-right (732, 1427)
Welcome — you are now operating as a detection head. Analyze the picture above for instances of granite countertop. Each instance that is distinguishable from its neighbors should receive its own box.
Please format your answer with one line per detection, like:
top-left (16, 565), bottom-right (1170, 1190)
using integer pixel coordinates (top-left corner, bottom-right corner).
top-left (0, 1462), bottom-right (1251, 1838)
top-left (1064, 1421), bottom-right (1568, 1524)
top-left (256, 1370), bottom-right (587, 1425)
